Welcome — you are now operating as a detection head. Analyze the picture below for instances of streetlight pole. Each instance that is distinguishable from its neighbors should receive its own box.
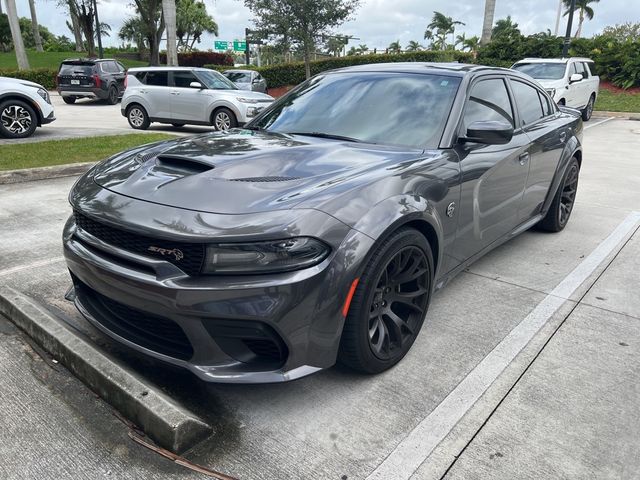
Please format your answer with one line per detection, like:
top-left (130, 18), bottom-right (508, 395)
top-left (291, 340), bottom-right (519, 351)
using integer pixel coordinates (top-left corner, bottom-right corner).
top-left (562, 0), bottom-right (577, 57)
top-left (92, 0), bottom-right (103, 58)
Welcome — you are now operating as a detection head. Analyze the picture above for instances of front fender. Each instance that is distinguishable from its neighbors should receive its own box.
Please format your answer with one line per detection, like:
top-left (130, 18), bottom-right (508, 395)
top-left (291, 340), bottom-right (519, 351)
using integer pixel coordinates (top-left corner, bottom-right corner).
top-left (207, 100), bottom-right (242, 121)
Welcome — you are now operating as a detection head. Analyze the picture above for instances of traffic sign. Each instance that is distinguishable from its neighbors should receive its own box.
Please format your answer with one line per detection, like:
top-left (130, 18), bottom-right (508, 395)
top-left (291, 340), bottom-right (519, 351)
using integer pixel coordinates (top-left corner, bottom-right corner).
top-left (233, 41), bottom-right (247, 52)
top-left (214, 40), bottom-right (228, 50)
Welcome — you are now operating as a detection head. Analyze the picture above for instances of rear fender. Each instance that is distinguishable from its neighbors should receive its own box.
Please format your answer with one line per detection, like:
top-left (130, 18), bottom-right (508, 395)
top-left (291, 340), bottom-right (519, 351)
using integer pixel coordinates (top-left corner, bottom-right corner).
top-left (541, 135), bottom-right (581, 215)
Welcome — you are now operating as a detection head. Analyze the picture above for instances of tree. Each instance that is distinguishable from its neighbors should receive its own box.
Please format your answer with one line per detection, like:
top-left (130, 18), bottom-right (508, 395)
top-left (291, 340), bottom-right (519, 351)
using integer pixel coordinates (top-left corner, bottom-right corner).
top-left (61, 0), bottom-right (85, 52)
top-left (18, 17), bottom-right (55, 48)
top-left (0, 14), bottom-right (12, 52)
top-left (163, 0), bottom-right (178, 65)
top-left (119, 16), bottom-right (147, 52)
top-left (325, 36), bottom-right (345, 56)
top-left (387, 40), bottom-right (401, 54)
top-left (357, 43), bottom-right (368, 54)
top-left (492, 16), bottom-right (520, 41)
top-left (28, 0), bottom-right (43, 52)
top-left (461, 35), bottom-right (479, 58)
top-left (481, 0), bottom-right (496, 45)
top-left (563, 0), bottom-right (600, 38)
top-left (5, 0), bottom-right (29, 69)
top-left (405, 40), bottom-right (422, 52)
top-left (424, 11), bottom-right (464, 51)
top-left (243, 0), bottom-right (361, 79)
top-left (132, 0), bottom-right (164, 65)
top-left (601, 22), bottom-right (640, 42)
top-left (175, 0), bottom-right (218, 52)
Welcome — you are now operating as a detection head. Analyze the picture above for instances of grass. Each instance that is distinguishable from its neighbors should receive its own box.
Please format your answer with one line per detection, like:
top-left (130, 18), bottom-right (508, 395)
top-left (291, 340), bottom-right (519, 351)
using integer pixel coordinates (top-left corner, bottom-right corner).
top-left (595, 89), bottom-right (640, 113)
top-left (0, 50), bottom-right (148, 70)
top-left (0, 133), bottom-right (175, 171)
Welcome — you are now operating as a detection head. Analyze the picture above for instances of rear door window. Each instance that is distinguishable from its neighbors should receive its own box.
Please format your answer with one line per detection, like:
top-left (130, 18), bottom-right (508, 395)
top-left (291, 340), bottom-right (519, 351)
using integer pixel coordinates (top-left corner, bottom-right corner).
top-left (463, 78), bottom-right (515, 131)
top-left (511, 80), bottom-right (545, 126)
top-left (145, 71), bottom-right (168, 87)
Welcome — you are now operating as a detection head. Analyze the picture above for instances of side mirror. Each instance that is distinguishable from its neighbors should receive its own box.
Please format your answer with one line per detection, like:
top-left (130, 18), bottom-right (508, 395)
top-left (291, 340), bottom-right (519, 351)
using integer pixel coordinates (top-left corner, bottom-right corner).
top-left (569, 73), bottom-right (583, 83)
top-left (462, 120), bottom-right (514, 145)
top-left (252, 77), bottom-right (260, 84)
top-left (189, 81), bottom-right (204, 89)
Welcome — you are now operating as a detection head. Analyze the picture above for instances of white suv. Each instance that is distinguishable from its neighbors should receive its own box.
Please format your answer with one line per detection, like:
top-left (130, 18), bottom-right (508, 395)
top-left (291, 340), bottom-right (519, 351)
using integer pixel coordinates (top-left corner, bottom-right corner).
top-left (0, 76), bottom-right (56, 138)
top-left (511, 57), bottom-right (599, 121)
top-left (121, 67), bottom-right (274, 131)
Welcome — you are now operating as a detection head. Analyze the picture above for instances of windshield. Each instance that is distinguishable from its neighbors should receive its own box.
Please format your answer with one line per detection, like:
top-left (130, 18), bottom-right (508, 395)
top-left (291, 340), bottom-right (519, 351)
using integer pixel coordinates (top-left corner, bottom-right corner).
top-left (512, 63), bottom-right (567, 80)
top-left (225, 71), bottom-right (251, 83)
top-left (252, 72), bottom-right (461, 149)
top-left (195, 70), bottom-right (238, 90)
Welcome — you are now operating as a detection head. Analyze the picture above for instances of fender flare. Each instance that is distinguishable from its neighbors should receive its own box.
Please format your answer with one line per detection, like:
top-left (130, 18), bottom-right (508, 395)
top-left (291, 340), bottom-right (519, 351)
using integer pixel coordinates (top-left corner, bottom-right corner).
top-left (541, 135), bottom-right (582, 215)
top-left (207, 100), bottom-right (242, 123)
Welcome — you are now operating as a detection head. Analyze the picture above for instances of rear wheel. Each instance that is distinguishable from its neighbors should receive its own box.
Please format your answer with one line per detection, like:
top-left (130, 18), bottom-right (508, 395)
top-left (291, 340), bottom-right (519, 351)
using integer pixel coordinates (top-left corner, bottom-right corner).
top-left (581, 94), bottom-right (595, 121)
top-left (62, 96), bottom-right (76, 105)
top-left (211, 107), bottom-right (237, 131)
top-left (106, 86), bottom-right (119, 105)
top-left (538, 158), bottom-right (580, 232)
top-left (0, 100), bottom-right (38, 139)
top-left (338, 228), bottom-right (433, 374)
top-left (126, 104), bottom-right (150, 130)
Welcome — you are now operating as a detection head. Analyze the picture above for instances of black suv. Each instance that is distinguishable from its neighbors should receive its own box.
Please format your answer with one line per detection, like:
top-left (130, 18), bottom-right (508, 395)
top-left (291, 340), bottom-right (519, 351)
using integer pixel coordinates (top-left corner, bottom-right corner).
top-left (56, 59), bottom-right (126, 105)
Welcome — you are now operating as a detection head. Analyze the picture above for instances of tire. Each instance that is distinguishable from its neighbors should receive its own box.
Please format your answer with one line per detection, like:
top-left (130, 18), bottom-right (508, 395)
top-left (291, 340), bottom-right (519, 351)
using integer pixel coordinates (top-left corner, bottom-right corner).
top-left (538, 157), bottom-right (580, 232)
top-left (211, 107), bottom-right (237, 131)
top-left (0, 99), bottom-right (38, 139)
top-left (62, 96), bottom-right (76, 104)
top-left (126, 104), bottom-right (150, 130)
top-left (338, 228), bottom-right (433, 374)
top-left (171, 123), bottom-right (185, 128)
top-left (581, 94), bottom-right (595, 121)
top-left (106, 86), bottom-right (118, 105)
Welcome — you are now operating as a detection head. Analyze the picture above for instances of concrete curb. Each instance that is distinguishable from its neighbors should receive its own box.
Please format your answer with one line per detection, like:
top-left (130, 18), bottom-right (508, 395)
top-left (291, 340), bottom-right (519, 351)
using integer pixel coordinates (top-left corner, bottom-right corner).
top-left (0, 162), bottom-right (95, 185)
top-left (594, 110), bottom-right (640, 120)
top-left (0, 288), bottom-right (212, 454)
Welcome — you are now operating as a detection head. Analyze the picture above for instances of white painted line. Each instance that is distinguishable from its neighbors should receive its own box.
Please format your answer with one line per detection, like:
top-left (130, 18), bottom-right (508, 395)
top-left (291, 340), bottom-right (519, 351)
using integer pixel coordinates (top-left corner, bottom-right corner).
top-left (585, 116), bottom-right (615, 130)
top-left (366, 211), bottom-right (640, 480)
top-left (0, 257), bottom-right (65, 277)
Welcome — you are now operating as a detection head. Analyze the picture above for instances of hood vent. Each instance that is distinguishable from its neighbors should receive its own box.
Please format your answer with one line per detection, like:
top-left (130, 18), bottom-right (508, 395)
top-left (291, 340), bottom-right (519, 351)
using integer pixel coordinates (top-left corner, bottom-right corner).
top-left (155, 155), bottom-right (214, 174)
top-left (229, 176), bottom-right (300, 182)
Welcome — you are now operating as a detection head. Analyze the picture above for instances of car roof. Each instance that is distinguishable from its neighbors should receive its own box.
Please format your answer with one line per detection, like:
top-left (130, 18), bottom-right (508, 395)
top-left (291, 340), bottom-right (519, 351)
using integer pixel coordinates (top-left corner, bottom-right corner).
top-left (327, 62), bottom-right (511, 77)
top-left (223, 69), bottom-right (254, 74)
top-left (514, 57), bottom-right (594, 64)
top-left (61, 58), bottom-right (118, 63)
top-left (127, 66), bottom-right (211, 72)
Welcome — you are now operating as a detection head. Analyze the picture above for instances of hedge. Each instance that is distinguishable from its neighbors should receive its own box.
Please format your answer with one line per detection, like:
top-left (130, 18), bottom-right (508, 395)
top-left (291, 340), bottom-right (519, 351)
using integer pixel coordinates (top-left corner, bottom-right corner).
top-left (0, 68), bottom-right (58, 90)
top-left (159, 51), bottom-right (233, 67)
top-left (206, 50), bottom-right (474, 89)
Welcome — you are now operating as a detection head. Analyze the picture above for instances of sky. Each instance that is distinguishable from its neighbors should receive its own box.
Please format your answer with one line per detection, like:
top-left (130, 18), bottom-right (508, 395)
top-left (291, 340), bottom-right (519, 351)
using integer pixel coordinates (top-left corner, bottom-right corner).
top-left (12, 0), bottom-right (636, 52)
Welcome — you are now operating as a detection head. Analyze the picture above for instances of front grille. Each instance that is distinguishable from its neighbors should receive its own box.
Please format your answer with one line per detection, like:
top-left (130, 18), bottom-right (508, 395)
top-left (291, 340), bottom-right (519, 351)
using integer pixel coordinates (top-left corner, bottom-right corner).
top-left (74, 211), bottom-right (205, 276)
top-left (74, 279), bottom-right (194, 360)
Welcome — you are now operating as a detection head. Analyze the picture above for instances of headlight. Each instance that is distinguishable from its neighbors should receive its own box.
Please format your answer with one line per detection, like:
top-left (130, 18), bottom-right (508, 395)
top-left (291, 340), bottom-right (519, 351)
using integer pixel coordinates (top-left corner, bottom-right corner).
top-left (246, 106), bottom-right (264, 117)
top-left (546, 88), bottom-right (556, 99)
top-left (236, 97), bottom-right (257, 104)
top-left (202, 237), bottom-right (330, 274)
top-left (37, 88), bottom-right (51, 104)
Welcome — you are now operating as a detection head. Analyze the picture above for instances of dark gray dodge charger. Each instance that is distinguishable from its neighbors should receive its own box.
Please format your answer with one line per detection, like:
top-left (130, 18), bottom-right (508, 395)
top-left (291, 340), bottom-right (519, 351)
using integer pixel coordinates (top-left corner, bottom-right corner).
top-left (63, 63), bottom-right (583, 383)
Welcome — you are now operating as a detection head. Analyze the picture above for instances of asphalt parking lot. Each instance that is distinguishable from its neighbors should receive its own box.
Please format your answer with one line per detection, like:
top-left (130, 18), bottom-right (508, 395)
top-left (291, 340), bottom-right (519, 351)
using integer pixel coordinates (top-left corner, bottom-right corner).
top-left (0, 117), bottom-right (638, 479)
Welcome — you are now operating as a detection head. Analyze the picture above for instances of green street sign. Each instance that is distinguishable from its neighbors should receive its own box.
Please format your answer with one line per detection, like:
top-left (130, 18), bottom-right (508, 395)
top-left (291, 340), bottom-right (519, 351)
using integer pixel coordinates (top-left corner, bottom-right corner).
top-left (233, 41), bottom-right (247, 52)
top-left (214, 40), bottom-right (228, 50)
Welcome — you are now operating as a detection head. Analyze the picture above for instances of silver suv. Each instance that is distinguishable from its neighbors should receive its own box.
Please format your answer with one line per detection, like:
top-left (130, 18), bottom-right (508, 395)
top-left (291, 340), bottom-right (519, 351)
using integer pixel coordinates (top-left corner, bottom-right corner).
top-left (121, 67), bottom-right (274, 131)
top-left (0, 76), bottom-right (55, 138)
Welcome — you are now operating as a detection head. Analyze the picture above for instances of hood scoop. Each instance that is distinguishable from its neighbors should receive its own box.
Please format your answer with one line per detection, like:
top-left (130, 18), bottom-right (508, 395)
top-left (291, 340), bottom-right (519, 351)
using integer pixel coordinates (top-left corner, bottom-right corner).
top-left (228, 176), bottom-right (301, 182)
top-left (155, 154), bottom-right (214, 174)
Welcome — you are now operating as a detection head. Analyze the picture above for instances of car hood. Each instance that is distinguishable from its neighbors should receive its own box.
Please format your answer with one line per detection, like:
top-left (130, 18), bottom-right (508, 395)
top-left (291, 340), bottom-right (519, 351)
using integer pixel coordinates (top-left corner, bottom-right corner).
top-left (92, 130), bottom-right (424, 215)
top-left (534, 79), bottom-right (565, 89)
top-left (212, 88), bottom-right (272, 101)
top-left (0, 76), bottom-right (43, 90)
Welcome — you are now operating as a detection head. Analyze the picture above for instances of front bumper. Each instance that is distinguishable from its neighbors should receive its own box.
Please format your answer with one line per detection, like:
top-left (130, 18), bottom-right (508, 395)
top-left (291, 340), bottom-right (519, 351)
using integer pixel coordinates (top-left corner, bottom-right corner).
top-left (62, 192), bottom-right (373, 383)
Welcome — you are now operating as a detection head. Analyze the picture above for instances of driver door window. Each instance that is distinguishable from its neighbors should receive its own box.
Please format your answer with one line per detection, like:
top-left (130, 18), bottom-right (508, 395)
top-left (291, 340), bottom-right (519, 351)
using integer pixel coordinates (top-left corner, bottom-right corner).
top-left (463, 79), bottom-right (514, 133)
top-left (172, 71), bottom-right (199, 88)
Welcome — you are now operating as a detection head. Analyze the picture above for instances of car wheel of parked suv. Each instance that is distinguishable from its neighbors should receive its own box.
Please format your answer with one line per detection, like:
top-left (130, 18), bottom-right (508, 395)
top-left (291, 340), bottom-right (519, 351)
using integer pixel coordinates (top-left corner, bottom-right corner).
top-left (62, 96), bottom-right (76, 105)
top-left (107, 86), bottom-right (119, 105)
top-left (581, 94), bottom-right (595, 121)
top-left (126, 104), bottom-right (150, 130)
top-left (212, 107), bottom-right (237, 131)
top-left (338, 228), bottom-right (433, 374)
top-left (0, 99), bottom-right (38, 139)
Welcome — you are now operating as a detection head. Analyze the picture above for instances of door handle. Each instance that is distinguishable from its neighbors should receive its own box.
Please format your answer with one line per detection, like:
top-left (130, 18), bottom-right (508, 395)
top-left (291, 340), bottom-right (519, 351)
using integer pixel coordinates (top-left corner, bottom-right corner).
top-left (170, 91), bottom-right (180, 95)
top-left (519, 152), bottom-right (530, 166)
top-left (559, 131), bottom-right (567, 143)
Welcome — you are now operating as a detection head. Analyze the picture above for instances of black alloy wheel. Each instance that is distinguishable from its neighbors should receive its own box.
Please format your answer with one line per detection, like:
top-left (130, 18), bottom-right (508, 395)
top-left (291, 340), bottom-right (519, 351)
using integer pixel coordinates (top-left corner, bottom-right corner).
top-left (107, 86), bottom-right (119, 105)
top-left (538, 157), bottom-right (580, 232)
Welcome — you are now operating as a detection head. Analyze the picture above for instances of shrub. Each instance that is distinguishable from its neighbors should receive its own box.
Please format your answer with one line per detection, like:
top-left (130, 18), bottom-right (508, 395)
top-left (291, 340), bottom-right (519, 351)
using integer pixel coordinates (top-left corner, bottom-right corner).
top-left (161, 51), bottom-right (233, 67)
top-left (0, 68), bottom-right (58, 90)
top-left (208, 50), bottom-right (474, 89)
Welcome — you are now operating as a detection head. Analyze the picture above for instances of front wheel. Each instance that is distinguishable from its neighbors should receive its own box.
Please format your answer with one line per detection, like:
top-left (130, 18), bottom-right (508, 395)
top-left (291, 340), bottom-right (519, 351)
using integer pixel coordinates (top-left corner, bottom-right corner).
top-left (338, 228), bottom-right (433, 374)
top-left (581, 94), bottom-right (595, 121)
top-left (126, 105), bottom-right (150, 130)
top-left (211, 107), bottom-right (237, 131)
top-left (537, 157), bottom-right (580, 232)
top-left (0, 100), bottom-right (38, 138)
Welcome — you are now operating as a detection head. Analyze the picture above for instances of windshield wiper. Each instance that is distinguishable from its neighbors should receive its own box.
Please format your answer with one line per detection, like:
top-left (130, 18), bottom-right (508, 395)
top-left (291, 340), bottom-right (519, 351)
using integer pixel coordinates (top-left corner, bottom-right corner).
top-left (284, 132), bottom-right (367, 143)
top-left (243, 125), bottom-right (264, 131)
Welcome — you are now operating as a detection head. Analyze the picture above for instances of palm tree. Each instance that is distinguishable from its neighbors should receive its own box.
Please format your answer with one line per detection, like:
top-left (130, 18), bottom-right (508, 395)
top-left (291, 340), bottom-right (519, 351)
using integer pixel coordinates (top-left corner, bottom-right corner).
top-left (455, 33), bottom-right (465, 49)
top-left (326, 37), bottom-right (345, 57)
top-left (162, 0), bottom-right (178, 65)
top-left (357, 44), bottom-right (368, 55)
top-left (462, 35), bottom-right (480, 59)
top-left (425, 11), bottom-right (465, 50)
top-left (563, 0), bottom-right (599, 38)
top-left (5, 0), bottom-right (29, 69)
top-left (406, 40), bottom-right (422, 52)
top-left (481, 0), bottom-right (496, 45)
top-left (28, 0), bottom-right (44, 52)
top-left (388, 40), bottom-right (401, 54)
top-left (492, 16), bottom-right (521, 40)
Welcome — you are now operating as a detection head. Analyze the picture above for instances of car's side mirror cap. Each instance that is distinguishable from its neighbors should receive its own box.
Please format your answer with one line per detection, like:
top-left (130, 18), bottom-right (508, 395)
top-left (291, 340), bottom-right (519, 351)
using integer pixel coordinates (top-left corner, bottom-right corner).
top-left (569, 73), bottom-right (583, 83)
top-left (190, 81), bottom-right (204, 89)
top-left (462, 121), bottom-right (514, 145)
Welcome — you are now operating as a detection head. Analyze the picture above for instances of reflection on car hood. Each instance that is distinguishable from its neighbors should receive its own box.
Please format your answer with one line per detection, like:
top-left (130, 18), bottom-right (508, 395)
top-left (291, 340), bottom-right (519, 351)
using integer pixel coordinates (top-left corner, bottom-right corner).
top-left (92, 129), bottom-right (424, 215)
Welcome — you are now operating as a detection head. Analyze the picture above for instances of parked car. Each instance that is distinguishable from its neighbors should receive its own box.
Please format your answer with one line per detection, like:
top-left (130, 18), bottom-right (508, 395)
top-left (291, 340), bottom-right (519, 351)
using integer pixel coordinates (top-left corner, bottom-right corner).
top-left (121, 67), bottom-right (274, 131)
top-left (222, 69), bottom-right (268, 93)
top-left (511, 57), bottom-right (599, 121)
top-left (0, 76), bottom-right (55, 139)
top-left (64, 63), bottom-right (583, 383)
top-left (56, 58), bottom-right (126, 105)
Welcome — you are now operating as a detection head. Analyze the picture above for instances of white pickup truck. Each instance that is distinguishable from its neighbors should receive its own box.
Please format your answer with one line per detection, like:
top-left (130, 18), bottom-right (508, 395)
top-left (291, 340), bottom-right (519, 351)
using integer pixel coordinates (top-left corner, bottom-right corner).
top-left (511, 57), bottom-right (600, 121)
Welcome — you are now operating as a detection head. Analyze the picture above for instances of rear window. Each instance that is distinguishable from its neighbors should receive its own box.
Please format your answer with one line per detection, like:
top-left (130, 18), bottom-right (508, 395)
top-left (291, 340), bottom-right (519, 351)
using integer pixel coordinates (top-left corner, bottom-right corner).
top-left (59, 62), bottom-right (95, 76)
top-left (145, 71), bottom-right (168, 86)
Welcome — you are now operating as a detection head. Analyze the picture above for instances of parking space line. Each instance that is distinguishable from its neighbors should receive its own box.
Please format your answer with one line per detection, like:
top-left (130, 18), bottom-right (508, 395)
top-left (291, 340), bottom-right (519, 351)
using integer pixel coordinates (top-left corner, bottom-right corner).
top-left (366, 211), bottom-right (640, 480)
top-left (585, 117), bottom-right (615, 130)
top-left (0, 257), bottom-right (65, 277)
